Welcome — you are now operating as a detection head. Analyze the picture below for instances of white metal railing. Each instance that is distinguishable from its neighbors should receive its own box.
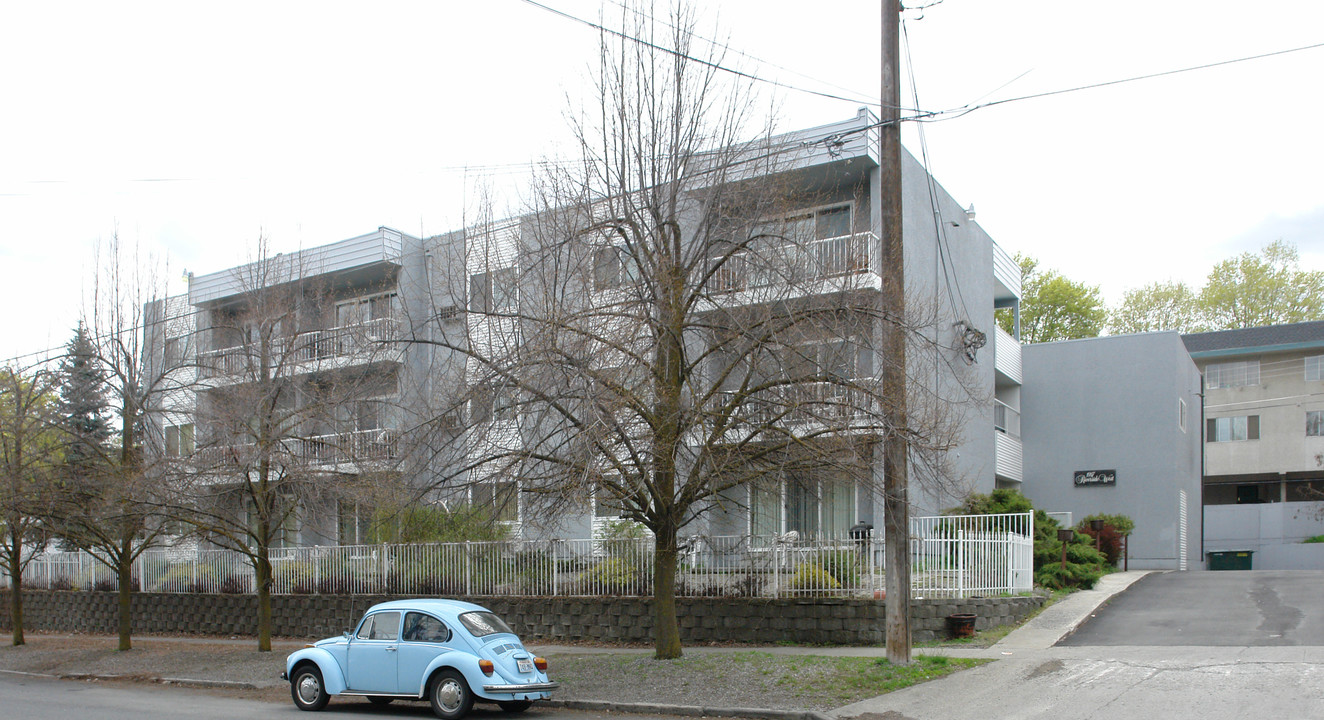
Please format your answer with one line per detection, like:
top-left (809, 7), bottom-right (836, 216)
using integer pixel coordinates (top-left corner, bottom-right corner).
top-left (191, 428), bottom-right (400, 469)
top-left (199, 317), bottom-right (400, 378)
top-left (993, 399), bottom-right (1021, 438)
top-left (13, 512), bottom-right (1033, 599)
top-left (712, 381), bottom-right (879, 427)
top-left (710, 232), bottom-right (879, 294)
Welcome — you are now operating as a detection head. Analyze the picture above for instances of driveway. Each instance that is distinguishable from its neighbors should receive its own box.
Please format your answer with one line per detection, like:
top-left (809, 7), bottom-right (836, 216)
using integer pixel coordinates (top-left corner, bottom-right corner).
top-left (1060, 570), bottom-right (1324, 646)
top-left (834, 571), bottom-right (1324, 720)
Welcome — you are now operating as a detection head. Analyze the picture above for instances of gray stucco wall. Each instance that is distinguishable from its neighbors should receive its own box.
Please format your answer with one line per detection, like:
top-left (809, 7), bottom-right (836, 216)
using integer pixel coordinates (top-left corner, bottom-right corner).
top-left (898, 150), bottom-right (998, 515)
top-left (1021, 332), bottom-right (1203, 570)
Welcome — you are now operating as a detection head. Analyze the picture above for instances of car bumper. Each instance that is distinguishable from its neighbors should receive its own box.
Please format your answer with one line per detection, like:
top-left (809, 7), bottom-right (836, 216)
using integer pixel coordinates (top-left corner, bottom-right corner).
top-left (482, 681), bottom-right (560, 693)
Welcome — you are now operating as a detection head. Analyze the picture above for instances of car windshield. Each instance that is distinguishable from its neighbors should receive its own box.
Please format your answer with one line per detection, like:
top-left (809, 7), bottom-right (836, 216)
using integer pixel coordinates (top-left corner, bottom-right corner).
top-left (458, 611), bottom-right (515, 638)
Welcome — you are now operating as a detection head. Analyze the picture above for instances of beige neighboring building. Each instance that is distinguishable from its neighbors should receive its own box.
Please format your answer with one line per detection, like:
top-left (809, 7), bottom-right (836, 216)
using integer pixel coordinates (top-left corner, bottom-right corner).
top-left (1183, 321), bottom-right (1324, 568)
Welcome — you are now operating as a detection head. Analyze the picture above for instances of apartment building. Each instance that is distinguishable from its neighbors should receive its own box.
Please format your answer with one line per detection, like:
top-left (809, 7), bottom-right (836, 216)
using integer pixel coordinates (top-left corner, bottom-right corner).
top-left (1183, 321), bottom-right (1324, 568)
top-left (149, 111), bottom-right (1023, 546)
top-left (1020, 333), bottom-right (1203, 570)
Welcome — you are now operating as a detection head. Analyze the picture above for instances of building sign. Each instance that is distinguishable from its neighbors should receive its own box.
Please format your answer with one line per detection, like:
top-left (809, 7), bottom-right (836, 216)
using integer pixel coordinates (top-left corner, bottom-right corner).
top-left (1074, 469), bottom-right (1116, 487)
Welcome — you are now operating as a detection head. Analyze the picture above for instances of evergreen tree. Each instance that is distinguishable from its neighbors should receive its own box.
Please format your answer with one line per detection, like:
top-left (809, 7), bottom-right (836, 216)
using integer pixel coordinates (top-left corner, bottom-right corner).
top-left (57, 324), bottom-right (112, 486)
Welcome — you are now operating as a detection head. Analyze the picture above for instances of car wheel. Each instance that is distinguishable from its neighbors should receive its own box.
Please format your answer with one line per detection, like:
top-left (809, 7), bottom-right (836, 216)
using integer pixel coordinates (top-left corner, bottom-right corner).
top-left (498, 700), bottom-right (533, 713)
top-left (367, 696), bottom-right (395, 706)
top-left (290, 665), bottom-right (330, 712)
top-left (429, 670), bottom-right (475, 720)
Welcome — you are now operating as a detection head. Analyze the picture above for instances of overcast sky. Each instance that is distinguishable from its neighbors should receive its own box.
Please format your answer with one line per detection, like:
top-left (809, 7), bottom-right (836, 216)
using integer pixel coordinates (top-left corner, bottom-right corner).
top-left (3, 0), bottom-right (1322, 361)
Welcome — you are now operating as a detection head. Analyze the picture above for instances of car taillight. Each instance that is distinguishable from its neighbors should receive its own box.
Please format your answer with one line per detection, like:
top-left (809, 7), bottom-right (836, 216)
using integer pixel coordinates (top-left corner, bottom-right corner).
top-left (479, 659), bottom-right (495, 675)
top-left (534, 657), bottom-right (548, 672)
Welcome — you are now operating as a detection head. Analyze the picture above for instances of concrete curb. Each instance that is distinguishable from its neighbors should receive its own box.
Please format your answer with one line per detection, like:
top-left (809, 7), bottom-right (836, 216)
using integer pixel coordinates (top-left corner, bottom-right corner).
top-left (0, 668), bottom-right (258, 691)
top-left (5, 668), bottom-right (821, 719)
top-left (544, 699), bottom-right (833, 720)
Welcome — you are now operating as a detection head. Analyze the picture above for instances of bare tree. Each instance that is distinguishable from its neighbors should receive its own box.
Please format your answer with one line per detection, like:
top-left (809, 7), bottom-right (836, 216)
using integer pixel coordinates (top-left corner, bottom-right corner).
top-left (171, 239), bottom-right (408, 651)
top-left (49, 236), bottom-right (189, 651)
top-left (0, 364), bottom-right (61, 646)
top-left (416, 4), bottom-right (977, 659)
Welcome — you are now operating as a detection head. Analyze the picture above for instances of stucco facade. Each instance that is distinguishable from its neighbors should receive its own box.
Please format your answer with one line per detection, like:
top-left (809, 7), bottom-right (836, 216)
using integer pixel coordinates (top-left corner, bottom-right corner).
top-left (1020, 333), bottom-right (1203, 570)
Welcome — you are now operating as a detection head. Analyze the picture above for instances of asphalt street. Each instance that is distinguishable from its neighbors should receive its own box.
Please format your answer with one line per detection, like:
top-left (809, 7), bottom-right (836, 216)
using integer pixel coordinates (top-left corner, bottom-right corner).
top-left (0, 672), bottom-right (684, 720)
top-left (1059, 569), bottom-right (1324, 646)
top-left (835, 570), bottom-right (1324, 720)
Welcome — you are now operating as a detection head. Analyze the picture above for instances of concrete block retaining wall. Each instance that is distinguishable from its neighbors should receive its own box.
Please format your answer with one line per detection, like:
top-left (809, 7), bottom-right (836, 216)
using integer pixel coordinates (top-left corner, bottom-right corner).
top-left (0, 591), bottom-right (1043, 644)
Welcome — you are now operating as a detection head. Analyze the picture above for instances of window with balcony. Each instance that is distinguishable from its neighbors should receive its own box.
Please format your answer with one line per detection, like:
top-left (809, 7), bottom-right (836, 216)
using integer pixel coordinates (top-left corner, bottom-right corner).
top-left (1307, 355), bottom-right (1322, 382)
top-left (1205, 360), bottom-right (1260, 389)
top-left (1308, 410), bottom-right (1323, 437)
top-left (336, 292), bottom-right (397, 327)
top-left (749, 473), bottom-right (859, 539)
top-left (1207, 415), bottom-right (1259, 442)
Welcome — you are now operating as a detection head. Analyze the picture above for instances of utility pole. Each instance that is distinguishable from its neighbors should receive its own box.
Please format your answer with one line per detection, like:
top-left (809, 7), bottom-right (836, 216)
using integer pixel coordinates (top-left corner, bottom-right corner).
top-left (880, 0), bottom-right (911, 665)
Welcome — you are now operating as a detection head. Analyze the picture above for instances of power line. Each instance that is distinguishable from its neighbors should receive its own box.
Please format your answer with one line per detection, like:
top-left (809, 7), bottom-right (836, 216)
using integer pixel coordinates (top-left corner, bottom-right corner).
top-left (514, 0), bottom-right (905, 109)
top-left (601, 0), bottom-right (882, 106)
top-left (925, 40), bottom-right (1324, 122)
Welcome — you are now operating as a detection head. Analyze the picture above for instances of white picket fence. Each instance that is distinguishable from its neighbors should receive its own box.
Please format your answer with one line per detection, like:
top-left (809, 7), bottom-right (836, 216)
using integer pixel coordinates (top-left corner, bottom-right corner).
top-left (14, 512), bottom-right (1033, 599)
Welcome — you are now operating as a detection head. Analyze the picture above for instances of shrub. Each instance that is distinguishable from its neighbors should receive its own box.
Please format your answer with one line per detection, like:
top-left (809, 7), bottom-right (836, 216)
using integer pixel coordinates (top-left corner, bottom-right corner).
top-left (579, 557), bottom-right (650, 595)
top-left (1304, 535), bottom-right (1324, 544)
top-left (787, 563), bottom-right (840, 592)
top-left (953, 489), bottom-right (1112, 591)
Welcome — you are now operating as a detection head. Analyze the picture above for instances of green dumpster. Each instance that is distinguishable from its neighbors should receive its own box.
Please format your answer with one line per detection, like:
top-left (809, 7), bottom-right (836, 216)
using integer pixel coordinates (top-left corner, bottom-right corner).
top-left (1207, 550), bottom-right (1253, 571)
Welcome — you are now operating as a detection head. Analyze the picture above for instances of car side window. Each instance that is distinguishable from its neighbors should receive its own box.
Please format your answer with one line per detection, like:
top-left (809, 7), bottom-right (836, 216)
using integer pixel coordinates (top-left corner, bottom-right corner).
top-left (403, 612), bottom-right (451, 643)
top-left (357, 611), bottom-right (401, 641)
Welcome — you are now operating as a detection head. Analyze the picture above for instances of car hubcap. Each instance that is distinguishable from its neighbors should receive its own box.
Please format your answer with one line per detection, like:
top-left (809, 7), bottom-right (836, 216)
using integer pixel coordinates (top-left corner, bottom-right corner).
top-left (298, 674), bottom-right (320, 704)
top-left (437, 679), bottom-right (463, 711)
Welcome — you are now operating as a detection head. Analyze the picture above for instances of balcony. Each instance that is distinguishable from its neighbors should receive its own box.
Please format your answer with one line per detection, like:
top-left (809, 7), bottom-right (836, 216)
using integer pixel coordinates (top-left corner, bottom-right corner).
top-left (199, 317), bottom-right (402, 380)
top-left (707, 232), bottom-right (880, 300)
top-left (192, 428), bottom-right (400, 470)
top-left (711, 380), bottom-right (879, 430)
top-left (993, 399), bottom-right (1020, 438)
top-left (993, 325), bottom-right (1022, 385)
top-left (995, 430), bottom-right (1023, 483)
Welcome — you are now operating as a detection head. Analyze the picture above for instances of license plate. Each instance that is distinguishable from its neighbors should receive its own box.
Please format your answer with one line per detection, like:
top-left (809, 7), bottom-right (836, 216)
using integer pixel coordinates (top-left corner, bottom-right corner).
top-left (517, 658), bottom-right (533, 674)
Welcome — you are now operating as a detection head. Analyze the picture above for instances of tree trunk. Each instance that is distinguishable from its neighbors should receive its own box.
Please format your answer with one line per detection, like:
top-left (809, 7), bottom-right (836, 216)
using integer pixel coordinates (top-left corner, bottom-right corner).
top-left (8, 572), bottom-right (23, 647)
top-left (116, 551), bottom-right (133, 651)
top-left (256, 549), bottom-right (273, 652)
top-left (652, 525), bottom-right (681, 660)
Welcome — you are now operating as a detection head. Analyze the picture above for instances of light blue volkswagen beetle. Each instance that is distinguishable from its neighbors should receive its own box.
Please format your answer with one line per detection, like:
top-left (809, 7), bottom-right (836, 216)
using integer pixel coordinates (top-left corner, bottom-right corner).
top-left (283, 599), bottom-right (557, 719)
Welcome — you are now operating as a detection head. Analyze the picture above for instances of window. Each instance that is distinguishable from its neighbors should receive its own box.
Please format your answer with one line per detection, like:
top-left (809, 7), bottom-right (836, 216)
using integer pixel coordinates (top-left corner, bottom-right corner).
top-left (593, 482), bottom-right (623, 518)
top-left (593, 246), bottom-right (641, 291)
top-left (750, 473), bottom-right (859, 539)
top-left (472, 383), bottom-right (520, 424)
top-left (458, 611), bottom-right (514, 638)
top-left (1308, 410), bottom-right (1324, 437)
top-left (468, 268), bottom-right (518, 313)
top-left (164, 337), bottom-right (184, 367)
top-left (356, 611), bottom-right (401, 641)
top-left (1179, 398), bottom-right (1187, 433)
top-left (473, 481), bottom-right (518, 523)
top-left (338, 501), bottom-right (373, 545)
top-left (1207, 415), bottom-right (1260, 442)
top-left (1205, 360), bottom-right (1260, 389)
top-left (403, 612), bottom-right (451, 643)
top-left (336, 292), bottom-right (398, 327)
top-left (1307, 356), bottom-right (1323, 382)
top-left (165, 423), bottom-right (194, 457)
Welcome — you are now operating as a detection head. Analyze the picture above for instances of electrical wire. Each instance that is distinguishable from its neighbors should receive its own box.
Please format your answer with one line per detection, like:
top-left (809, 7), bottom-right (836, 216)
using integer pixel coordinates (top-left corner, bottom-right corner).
top-left (515, 0), bottom-right (904, 109)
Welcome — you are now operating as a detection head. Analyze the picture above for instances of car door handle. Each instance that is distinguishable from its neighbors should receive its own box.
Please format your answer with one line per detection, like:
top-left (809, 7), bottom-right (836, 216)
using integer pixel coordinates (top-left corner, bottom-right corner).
top-left (385, 646), bottom-right (397, 652)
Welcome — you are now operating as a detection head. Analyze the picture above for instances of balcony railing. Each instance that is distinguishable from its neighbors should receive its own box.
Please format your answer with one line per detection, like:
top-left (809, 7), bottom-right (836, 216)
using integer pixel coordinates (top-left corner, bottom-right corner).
top-left (993, 399), bottom-right (1021, 438)
top-left (709, 232), bottom-right (879, 294)
top-left (191, 428), bottom-right (400, 469)
top-left (199, 317), bottom-right (401, 378)
top-left (712, 380), bottom-right (879, 427)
